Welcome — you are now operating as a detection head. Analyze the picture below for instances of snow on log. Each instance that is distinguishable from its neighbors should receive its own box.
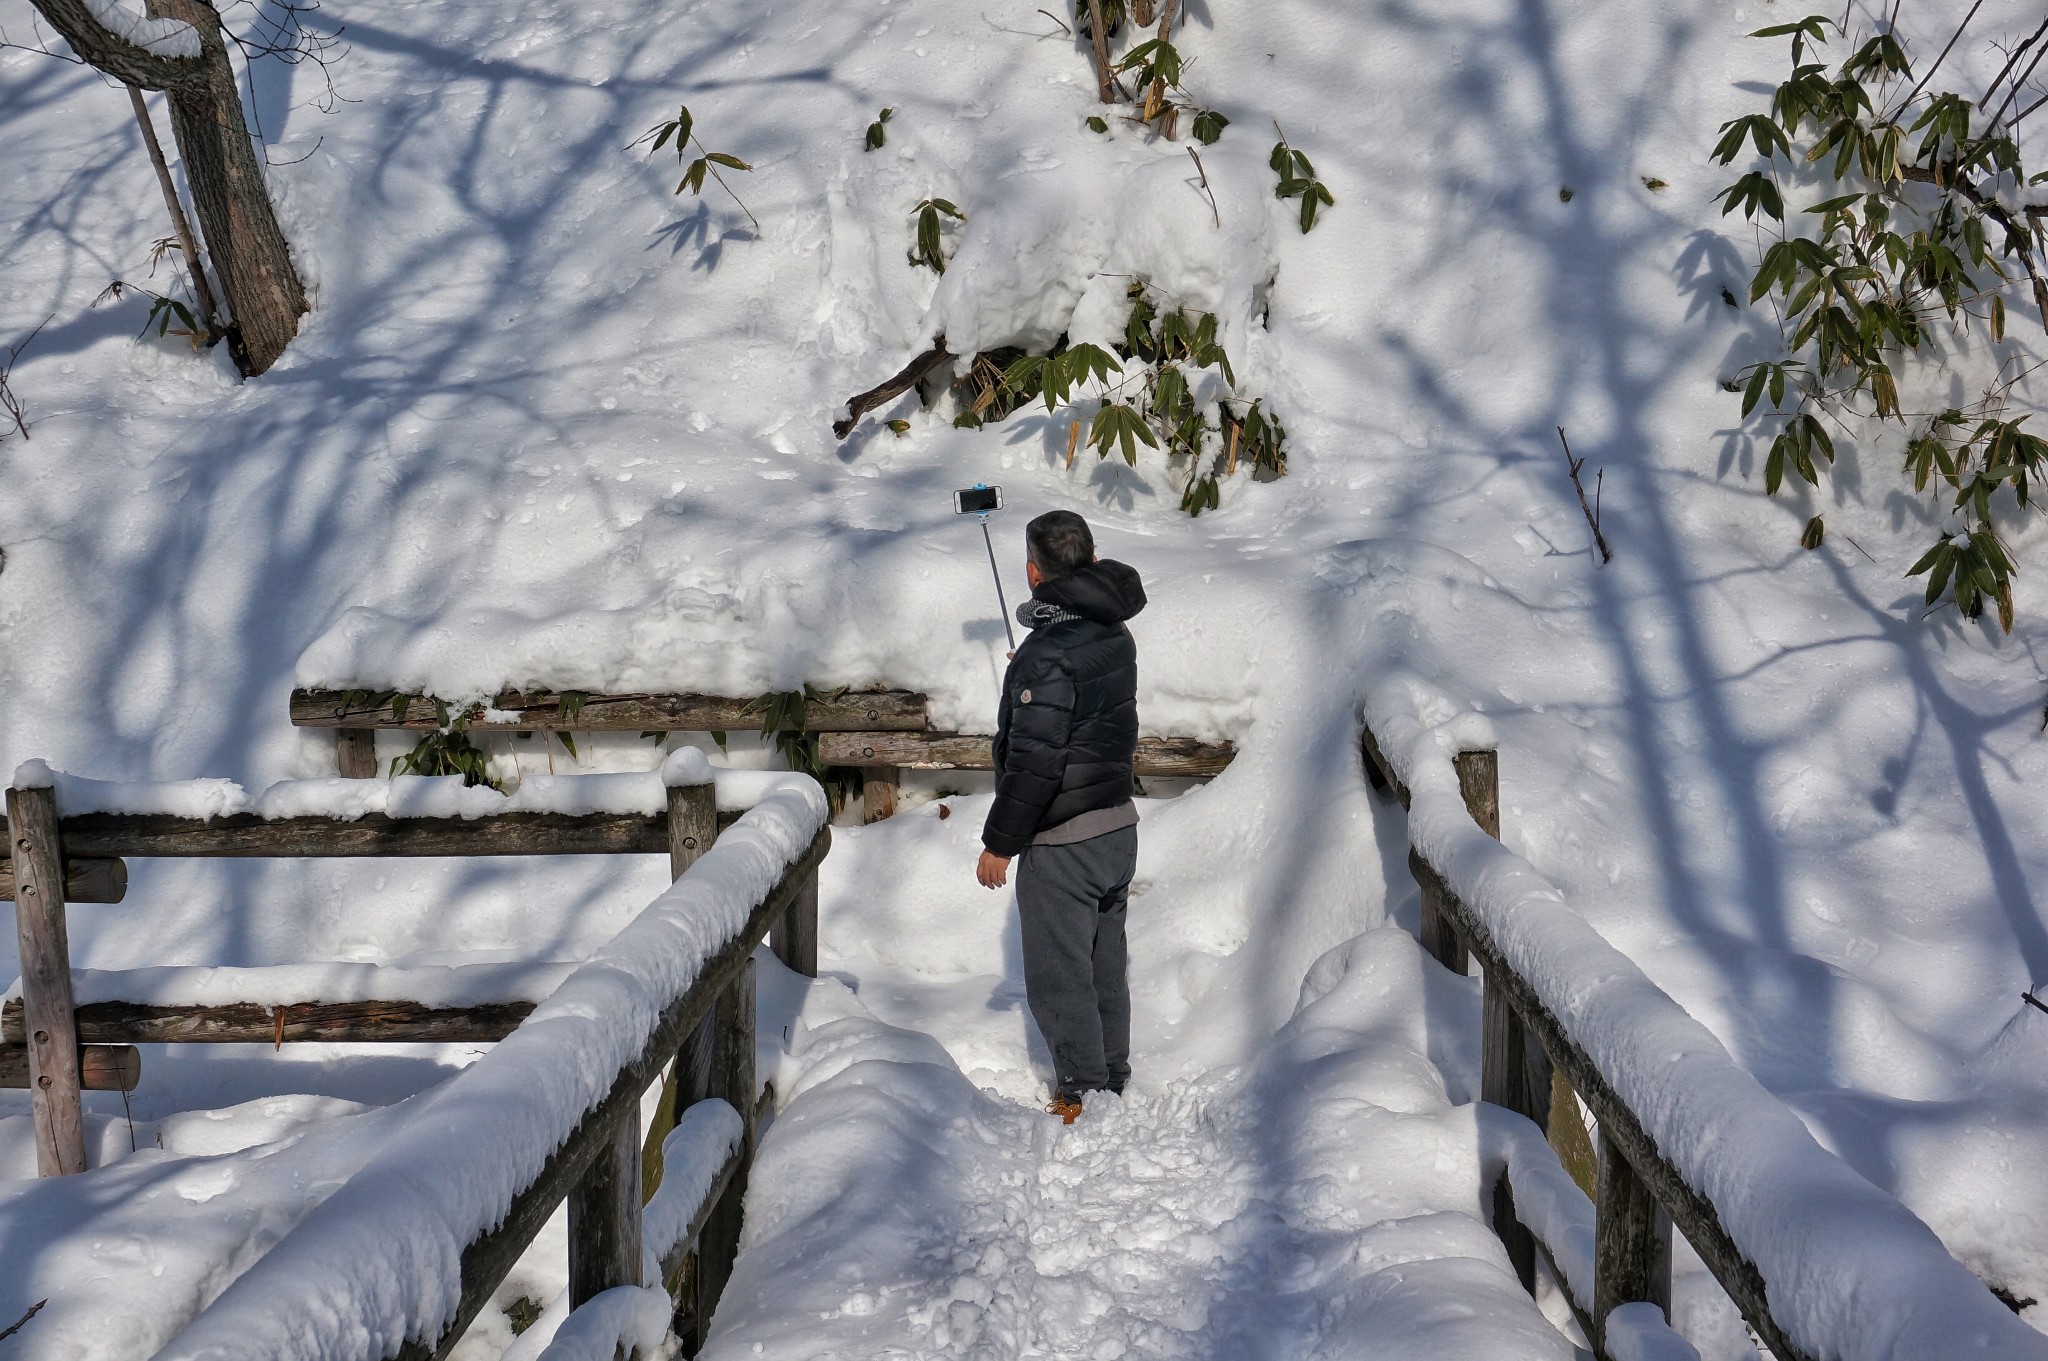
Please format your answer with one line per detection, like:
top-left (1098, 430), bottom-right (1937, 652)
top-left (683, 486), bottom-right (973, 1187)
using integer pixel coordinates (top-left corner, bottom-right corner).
top-left (1364, 671), bottom-right (2048, 1361)
top-left (289, 687), bottom-right (929, 732)
top-left (817, 730), bottom-right (1234, 776)
top-left (149, 779), bottom-right (828, 1361)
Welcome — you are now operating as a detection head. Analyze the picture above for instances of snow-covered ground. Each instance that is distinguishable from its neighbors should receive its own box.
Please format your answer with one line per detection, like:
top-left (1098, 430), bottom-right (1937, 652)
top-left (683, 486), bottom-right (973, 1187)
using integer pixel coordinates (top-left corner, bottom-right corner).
top-left (4, 0), bottom-right (2048, 1354)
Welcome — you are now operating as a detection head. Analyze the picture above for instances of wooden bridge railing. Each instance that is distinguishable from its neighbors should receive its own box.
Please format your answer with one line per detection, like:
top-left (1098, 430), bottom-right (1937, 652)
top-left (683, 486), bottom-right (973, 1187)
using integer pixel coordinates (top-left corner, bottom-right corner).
top-left (1360, 714), bottom-right (2047, 1361)
top-left (133, 775), bottom-right (831, 1360)
top-left (291, 685), bottom-right (1236, 823)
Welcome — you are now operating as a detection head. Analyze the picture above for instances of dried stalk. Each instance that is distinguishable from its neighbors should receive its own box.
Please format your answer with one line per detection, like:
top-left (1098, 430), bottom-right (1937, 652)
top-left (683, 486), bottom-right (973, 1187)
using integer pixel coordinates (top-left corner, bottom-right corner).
top-left (1557, 427), bottom-right (1613, 564)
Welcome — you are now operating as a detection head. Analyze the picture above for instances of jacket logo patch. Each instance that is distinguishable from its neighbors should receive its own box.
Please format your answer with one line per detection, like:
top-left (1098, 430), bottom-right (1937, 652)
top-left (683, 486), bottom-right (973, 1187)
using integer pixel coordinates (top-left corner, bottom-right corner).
top-left (1019, 689), bottom-right (1032, 704)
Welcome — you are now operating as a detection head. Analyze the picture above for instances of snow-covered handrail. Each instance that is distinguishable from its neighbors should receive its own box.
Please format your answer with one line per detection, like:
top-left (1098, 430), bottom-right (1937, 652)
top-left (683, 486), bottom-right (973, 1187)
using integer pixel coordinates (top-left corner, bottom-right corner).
top-left (148, 776), bottom-right (830, 1361)
top-left (1361, 677), bottom-right (2048, 1361)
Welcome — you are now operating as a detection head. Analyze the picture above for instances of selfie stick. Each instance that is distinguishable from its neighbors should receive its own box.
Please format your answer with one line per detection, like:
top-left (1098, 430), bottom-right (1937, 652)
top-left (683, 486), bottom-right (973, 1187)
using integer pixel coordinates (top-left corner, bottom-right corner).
top-left (972, 485), bottom-right (1017, 653)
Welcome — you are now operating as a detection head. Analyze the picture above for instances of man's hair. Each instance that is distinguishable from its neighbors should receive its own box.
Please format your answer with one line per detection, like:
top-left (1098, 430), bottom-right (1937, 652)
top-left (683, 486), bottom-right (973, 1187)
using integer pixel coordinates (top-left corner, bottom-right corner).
top-left (1026, 510), bottom-right (1094, 581)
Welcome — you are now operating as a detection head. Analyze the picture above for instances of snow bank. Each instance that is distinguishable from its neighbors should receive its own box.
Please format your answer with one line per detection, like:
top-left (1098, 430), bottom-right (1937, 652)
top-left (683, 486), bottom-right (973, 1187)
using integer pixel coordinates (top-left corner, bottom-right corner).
top-left (1366, 683), bottom-right (2047, 1361)
top-left (13, 758), bottom-right (772, 822)
top-left (151, 781), bottom-right (826, 1361)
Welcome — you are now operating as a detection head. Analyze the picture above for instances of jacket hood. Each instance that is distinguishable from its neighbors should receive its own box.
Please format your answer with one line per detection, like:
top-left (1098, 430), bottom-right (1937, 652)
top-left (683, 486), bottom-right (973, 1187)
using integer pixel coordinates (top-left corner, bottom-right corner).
top-left (1030, 559), bottom-right (1146, 626)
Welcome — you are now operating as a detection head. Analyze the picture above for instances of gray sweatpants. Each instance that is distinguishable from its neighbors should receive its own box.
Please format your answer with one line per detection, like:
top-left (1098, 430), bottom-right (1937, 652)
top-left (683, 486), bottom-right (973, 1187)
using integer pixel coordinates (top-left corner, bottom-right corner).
top-left (1015, 826), bottom-right (1137, 1096)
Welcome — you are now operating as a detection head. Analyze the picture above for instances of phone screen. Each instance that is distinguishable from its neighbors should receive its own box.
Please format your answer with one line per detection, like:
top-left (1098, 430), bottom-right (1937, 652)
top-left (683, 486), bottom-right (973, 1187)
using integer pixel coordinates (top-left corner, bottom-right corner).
top-left (954, 486), bottom-right (1003, 515)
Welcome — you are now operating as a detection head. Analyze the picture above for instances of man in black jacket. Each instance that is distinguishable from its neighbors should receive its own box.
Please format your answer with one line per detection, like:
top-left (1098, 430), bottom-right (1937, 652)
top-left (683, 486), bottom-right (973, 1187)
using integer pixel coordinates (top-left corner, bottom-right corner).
top-left (975, 510), bottom-right (1144, 1123)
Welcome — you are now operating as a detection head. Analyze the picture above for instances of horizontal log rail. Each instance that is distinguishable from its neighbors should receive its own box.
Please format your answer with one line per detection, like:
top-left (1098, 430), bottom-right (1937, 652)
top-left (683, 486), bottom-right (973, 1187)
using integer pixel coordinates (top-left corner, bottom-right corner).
top-left (0, 1042), bottom-right (139, 1091)
top-left (818, 730), bottom-right (1235, 777)
top-left (0, 855), bottom-right (126, 903)
top-left (2, 998), bottom-right (533, 1046)
top-left (46, 808), bottom-right (740, 859)
top-left (1361, 718), bottom-right (2042, 1361)
top-left (290, 687), bottom-right (929, 733)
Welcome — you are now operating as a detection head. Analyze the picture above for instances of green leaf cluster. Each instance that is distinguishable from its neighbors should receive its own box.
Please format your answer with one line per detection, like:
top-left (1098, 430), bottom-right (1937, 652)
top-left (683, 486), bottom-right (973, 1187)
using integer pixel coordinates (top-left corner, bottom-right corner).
top-left (636, 103), bottom-right (758, 230)
top-left (1191, 110), bottom-right (1229, 146)
top-left (1714, 14), bottom-right (2048, 629)
top-left (741, 685), bottom-right (863, 814)
top-left (866, 107), bottom-right (893, 151)
top-left (909, 197), bottom-right (966, 274)
top-left (1270, 139), bottom-right (1335, 233)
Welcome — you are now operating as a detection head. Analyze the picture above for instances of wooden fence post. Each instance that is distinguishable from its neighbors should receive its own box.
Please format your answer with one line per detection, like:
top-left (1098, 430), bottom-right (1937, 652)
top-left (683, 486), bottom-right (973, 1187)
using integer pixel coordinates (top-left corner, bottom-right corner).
top-left (335, 730), bottom-right (378, 778)
top-left (7, 783), bottom-right (87, 1176)
top-left (1593, 1128), bottom-right (1672, 1357)
top-left (567, 1109), bottom-right (643, 1305)
top-left (668, 781), bottom-right (717, 881)
top-left (1459, 747), bottom-right (1547, 1294)
top-left (771, 870), bottom-right (818, 979)
top-left (1414, 846), bottom-right (1469, 974)
top-left (677, 957), bottom-right (756, 1353)
top-left (861, 769), bottom-right (899, 824)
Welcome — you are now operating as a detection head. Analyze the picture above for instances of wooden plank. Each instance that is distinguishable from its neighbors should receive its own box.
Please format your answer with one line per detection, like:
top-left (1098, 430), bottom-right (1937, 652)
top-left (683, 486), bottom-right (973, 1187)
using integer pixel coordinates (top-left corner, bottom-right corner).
top-left (3, 998), bottom-right (534, 1045)
top-left (1412, 846), bottom-right (1468, 974)
top-left (8, 785), bottom-right (87, 1176)
top-left (819, 731), bottom-right (1235, 777)
top-left (657, 1144), bottom-right (742, 1288)
top-left (0, 856), bottom-right (126, 904)
top-left (1594, 1126), bottom-right (1672, 1357)
top-left (383, 824), bottom-right (828, 1361)
top-left (1453, 749), bottom-right (1501, 838)
top-left (336, 729), bottom-right (379, 779)
top-left (861, 768), bottom-right (899, 824)
top-left (568, 1108), bottom-right (642, 1308)
top-left (0, 1043), bottom-right (140, 1092)
top-left (772, 868), bottom-right (819, 979)
top-left (1411, 852), bottom-right (1812, 1361)
top-left (291, 687), bottom-right (929, 733)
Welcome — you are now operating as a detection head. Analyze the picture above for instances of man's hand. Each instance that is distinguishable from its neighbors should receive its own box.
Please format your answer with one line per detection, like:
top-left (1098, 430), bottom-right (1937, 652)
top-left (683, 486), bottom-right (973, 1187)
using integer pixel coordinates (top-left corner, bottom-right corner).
top-left (976, 850), bottom-right (1012, 889)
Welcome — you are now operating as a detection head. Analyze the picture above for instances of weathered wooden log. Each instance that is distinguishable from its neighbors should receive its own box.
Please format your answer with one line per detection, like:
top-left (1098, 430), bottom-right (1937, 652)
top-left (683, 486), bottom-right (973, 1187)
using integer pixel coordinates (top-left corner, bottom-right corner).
top-left (335, 729), bottom-right (379, 778)
top-left (568, 1107), bottom-right (642, 1308)
top-left (292, 688), bottom-right (928, 734)
top-left (657, 1143), bottom-right (743, 1288)
top-left (831, 340), bottom-right (952, 440)
top-left (0, 1043), bottom-right (140, 1092)
top-left (8, 785), bottom-right (86, 1176)
top-left (0, 855), bottom-right (126, 904)
top-left (1409, 851), bottom-right (1810, 1361)
top-left (385, 824), bottom-right (828, 1361)
top-left (56, 810), bottom-right (672, 858)
top-left (3, 998), bottom-right (534, 1045)
top-left (861, 768), bottom-right (899, 824)
top-left (819, 731), bottom-right (1235, 777)
top-left (1594, 1127), bottom-right (1672, 1356)
top-left (772, 869), bottom-right (819, 979)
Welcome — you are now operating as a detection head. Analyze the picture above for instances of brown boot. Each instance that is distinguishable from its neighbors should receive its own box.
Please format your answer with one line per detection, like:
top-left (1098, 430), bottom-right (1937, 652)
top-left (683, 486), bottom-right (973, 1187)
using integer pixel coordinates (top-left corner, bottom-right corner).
top-left (1045, 1092), bottom-right (1083, 1124)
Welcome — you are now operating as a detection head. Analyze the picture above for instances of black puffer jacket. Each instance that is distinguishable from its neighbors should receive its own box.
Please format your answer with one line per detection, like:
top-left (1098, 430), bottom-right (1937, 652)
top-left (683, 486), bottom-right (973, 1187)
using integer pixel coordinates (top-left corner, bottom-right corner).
top-left (982, 560), bottom-right (1145, 857)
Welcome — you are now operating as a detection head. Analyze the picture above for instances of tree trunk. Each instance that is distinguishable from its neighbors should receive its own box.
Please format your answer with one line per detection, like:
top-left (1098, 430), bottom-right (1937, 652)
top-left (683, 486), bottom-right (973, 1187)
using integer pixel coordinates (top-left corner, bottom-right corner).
top-left (28, 0), bottom-right (307, 375)
top-left (150, 0), bottom-right (306, 374)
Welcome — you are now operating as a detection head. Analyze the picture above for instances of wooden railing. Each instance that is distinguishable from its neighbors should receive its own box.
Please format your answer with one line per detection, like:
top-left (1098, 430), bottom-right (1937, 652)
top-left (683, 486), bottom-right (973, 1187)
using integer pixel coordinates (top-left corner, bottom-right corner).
top-left (1360, 717), bottom-right (2046, 1361)
top-left (290, 685), bottom-right (1236, 823)
top-left (2, 764), bottom-right (815, 1180)
top-left (6, 764), bottom-right (826, 1357)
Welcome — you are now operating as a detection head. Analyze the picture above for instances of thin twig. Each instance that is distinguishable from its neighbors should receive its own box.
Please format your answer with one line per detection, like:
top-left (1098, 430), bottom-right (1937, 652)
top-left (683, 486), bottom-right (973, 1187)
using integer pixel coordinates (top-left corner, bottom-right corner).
top-left (1186, 146), bottom-right (1219, 228)
top-left (127, 84), bottom-right (220, 339)
top-left (1035, 7), bottom-right (1072, 36)
top-left (1839, 531), bottom-right (1878, 563)
top-left (0, 1301), bottom-right (46, 1345)
top-left (1557, 427), bottom-right (1614, 564)
top-left (0, 314), bottom-right (52, 441)
top-left (1895, 0), bottom-right (1985, 116)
